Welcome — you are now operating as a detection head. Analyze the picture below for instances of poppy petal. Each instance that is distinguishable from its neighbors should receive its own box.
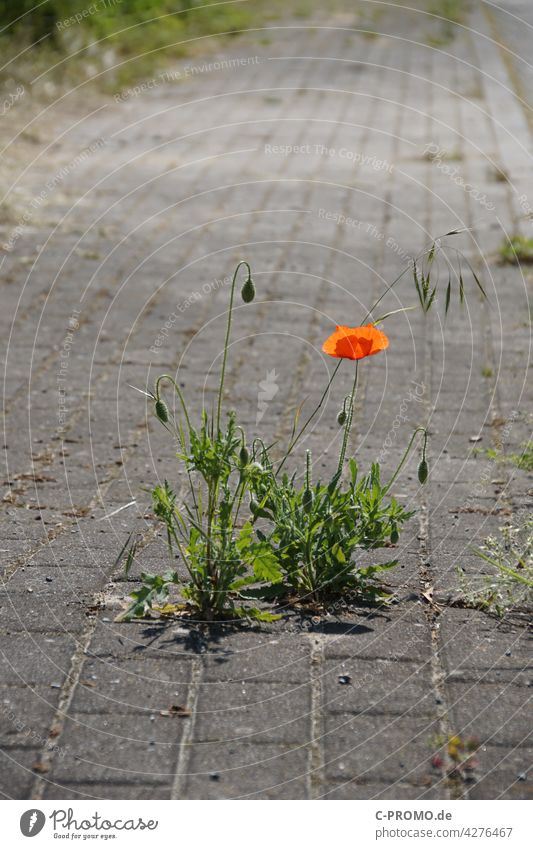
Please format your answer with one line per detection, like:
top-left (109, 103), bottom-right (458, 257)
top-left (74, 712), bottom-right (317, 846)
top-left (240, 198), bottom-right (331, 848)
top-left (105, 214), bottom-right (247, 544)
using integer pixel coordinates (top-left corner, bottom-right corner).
top-left (322, 323), bottom-right (389, 360)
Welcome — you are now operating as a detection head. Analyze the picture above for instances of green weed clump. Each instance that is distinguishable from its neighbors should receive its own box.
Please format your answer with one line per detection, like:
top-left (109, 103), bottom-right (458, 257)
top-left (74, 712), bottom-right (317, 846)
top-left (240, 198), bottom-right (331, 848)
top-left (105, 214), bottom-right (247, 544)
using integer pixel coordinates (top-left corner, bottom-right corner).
top-left (499, 235), bottom-right (533, 265)
top-left (457, 515), bottom-right (533, 617)
top-left (118, 232), bottom-right (484, 622)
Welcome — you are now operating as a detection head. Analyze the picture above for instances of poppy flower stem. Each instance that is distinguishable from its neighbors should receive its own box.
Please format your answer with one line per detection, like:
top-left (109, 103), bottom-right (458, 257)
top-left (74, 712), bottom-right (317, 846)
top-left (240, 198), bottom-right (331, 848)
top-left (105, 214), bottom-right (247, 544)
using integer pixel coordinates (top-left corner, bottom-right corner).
top-left (154, 374), bottom-right (192, 434)
top-left (336, 361), bottom-right (359, 475)
top-left (383, 426), bottom-right (428, 495)
top-left (216, 260), bottom-right (251, 435)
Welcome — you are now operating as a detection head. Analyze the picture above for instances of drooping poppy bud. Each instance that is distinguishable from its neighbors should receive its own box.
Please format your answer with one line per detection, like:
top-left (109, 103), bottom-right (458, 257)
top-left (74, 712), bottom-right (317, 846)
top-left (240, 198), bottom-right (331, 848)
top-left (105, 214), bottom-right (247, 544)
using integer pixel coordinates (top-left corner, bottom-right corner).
top-left (390, 525), bottom-right (399, 544)
top-left (239, 445), bottom-right (250, 466)
top-left (250, 498), bottom-right (260, 515)
top-left (337, 409), bottom-right (347, 426)
top-left (155, 398), bottom-right (169, 423)
top-left (241, 275), bottom-right (255, 303)
top-left (418, 459), bottom-right (428, 484)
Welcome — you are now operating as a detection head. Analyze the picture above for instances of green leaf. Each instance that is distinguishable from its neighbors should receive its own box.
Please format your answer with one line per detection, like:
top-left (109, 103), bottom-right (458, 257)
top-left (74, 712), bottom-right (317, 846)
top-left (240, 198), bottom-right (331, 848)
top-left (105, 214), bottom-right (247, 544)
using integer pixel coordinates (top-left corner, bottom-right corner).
top-left (332, 542), bottom-right (346, 563)
top-left (251, 545), bottom-right (282, 583)
top-left (470, 548), bottom-right (533, 588)
top-left (445, 278), bottom-right (451, 315)
top-left (244, 607), bottom-right (282, 622)
top-left (469, 264), bottom-right (487, 299)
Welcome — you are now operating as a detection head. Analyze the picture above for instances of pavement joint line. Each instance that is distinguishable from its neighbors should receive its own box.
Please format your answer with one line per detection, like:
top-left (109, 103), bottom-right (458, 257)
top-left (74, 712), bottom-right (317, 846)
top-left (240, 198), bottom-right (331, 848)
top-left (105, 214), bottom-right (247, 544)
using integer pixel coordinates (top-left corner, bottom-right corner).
top-left (29, 622), bottom-right (95, 800)
top-left (170, 656), bottom-right (203, 800)
top-left (308, 634), bottom-right (326, 799)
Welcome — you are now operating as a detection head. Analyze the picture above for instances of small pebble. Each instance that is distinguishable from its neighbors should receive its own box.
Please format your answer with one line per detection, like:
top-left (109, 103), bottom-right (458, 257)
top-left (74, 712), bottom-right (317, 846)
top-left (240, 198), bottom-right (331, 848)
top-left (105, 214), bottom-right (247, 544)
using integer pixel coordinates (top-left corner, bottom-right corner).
top-left (338, 674), bottom-right (351, 685)
top-left (50, 683), bottom-right (61, 689)
top-left (517, 772), bottom-right (527, 781)
top-left (45, 576), bottom-right (53, 583)
top-left (505, 650), bottom-right (511, 657)
top-left (209, 772), bottom-right (220, 781)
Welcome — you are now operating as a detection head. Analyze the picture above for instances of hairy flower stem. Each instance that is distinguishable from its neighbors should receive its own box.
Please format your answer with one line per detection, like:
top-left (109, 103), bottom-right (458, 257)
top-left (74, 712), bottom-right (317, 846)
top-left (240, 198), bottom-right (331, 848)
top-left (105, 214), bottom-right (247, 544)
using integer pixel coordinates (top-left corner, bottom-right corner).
top-left (216, 260), bottom-right (251, 435)
top-left (336, 361), bottom-right (359, 475)
top-left (383, 426), bottom-right (428, 494)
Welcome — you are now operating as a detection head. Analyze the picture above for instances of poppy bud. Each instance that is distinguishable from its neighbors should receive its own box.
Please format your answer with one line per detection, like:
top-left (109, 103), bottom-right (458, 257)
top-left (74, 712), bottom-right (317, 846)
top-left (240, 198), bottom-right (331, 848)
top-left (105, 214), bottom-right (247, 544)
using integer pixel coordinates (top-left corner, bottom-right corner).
top-left (250, 498), bottom-right (260, 514)
top-left (155, 398), bottom-right (169, 423)
top-left (390, 525), bottom-right (399, 544)
top-left (302, 488), bottom-right (313, 513)
top-left (337, 409), bottom-right (347, 426)
top-left (241, 276), bottom-right (255, 303)
top-left (418, 459), bottom-right (428, 484)
top-left (239, 445), bottom-right (249, 466)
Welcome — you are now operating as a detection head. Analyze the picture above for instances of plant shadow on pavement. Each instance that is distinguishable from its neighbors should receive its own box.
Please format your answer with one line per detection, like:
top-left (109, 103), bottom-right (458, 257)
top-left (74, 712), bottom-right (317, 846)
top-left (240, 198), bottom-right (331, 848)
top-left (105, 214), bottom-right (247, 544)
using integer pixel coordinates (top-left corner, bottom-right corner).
top-left (126, 607), bottom-right (380, 655)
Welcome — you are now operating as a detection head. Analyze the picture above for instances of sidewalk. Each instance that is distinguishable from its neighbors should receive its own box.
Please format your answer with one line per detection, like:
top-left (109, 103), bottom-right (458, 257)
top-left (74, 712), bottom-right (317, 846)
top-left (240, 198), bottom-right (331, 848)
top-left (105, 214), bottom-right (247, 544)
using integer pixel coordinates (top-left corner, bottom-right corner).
top-left (0, 1), bottom-right (531, 800)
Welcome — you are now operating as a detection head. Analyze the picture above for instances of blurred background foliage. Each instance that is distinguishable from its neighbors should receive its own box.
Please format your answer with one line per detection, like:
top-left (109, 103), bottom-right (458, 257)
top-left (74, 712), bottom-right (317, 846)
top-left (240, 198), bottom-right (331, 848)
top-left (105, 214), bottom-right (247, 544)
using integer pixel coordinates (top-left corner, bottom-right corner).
top-left (0, 0), bottom-right (317, 91)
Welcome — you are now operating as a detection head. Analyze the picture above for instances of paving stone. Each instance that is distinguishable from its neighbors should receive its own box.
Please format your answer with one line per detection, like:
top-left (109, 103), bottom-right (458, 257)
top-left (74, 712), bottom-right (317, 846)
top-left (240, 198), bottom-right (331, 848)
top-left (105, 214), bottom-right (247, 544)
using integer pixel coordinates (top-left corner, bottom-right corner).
top-left (49, 715), bottom-right (184, 784)
top-left (323, 714), bottom-right (440, 788)
top-left (323, 605), bottom-right (430, 662)
top-left (0, 747), bottom-right (41, 799)
top-left (70, 656), bottom-right (192, 714)
top-left (438, 609), bottom-right (531, 675)
top-left (468, 743), bottom-right (533, 800)
top-left (202, 633), bottom-right (310, 683)
top-left (194, 681), bottom-right (311, 744)
top-left (322, 658), bottom-right (434, 716)
top-left (446, 682), bottom-right (532, 747)
top-left (0, 684), bottom-right (60, 747)
top-left (0, 634), bottom-right (78, 685)
top-left (42, 781), bottom-right (171, 799)
top-left (181, 742), bottom-right (309, 799)
top-left (320, 779), bottom-right (444, 800)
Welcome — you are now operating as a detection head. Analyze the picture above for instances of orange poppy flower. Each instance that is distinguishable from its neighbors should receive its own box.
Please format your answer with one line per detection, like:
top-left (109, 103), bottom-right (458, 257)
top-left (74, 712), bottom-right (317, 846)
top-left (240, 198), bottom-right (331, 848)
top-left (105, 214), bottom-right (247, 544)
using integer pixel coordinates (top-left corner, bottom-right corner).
top-left (322, 323), bottom-right (389, 360)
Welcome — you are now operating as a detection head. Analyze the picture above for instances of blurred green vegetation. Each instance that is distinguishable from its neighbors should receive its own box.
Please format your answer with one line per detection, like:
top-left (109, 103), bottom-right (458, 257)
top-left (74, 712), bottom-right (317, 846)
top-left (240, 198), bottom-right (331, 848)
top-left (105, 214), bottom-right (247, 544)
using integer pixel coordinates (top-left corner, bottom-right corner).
top-left (0, 0), bottom-right (317, 90)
